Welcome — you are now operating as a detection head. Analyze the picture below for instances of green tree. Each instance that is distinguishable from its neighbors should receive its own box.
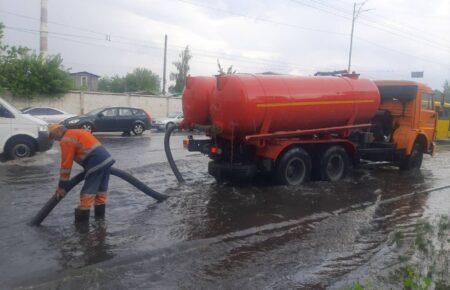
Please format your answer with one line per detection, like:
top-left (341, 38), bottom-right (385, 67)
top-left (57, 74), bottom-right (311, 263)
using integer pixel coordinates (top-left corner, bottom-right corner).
top-left (0, 22), bottom-right (72, 99)
top-left (98, 68), bottom-right (160, 94)
top-left (217, 59), bottom-right (236, 75)
top-left (443, 80), bottom-right (450, 102)
top-left (0, 23), bottom-right (5, 94)
top-left (0, 22), bottom-right (5, 49)
top-left (169, 46), bottom-right (192, 94)
top-left (125, 68), bottom-right (160, 93)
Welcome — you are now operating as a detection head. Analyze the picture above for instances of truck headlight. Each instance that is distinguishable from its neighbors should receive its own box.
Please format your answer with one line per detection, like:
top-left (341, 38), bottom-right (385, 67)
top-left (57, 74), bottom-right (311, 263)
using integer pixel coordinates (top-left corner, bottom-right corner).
top-left (68, 119), bottom-right (80, 124)
top-left (38, 125), bottom-right (48, 132)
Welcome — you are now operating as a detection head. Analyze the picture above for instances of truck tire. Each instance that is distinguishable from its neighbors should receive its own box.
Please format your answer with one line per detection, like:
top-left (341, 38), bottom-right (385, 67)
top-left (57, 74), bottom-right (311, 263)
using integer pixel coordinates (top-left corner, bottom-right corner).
top-left (276, 147), bottom-right (311, 186)
top-left (5, 137), bottom-right (36, 160)
top-left (399, 142), bottom-right (423, 170)
top-left (319, 145), bottom-right (349, 181)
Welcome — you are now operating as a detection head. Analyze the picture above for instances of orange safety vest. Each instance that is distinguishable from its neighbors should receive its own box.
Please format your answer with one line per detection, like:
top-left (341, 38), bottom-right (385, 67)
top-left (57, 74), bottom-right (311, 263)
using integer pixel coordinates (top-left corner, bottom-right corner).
top-left (59, 129), bottom-right (103, 181)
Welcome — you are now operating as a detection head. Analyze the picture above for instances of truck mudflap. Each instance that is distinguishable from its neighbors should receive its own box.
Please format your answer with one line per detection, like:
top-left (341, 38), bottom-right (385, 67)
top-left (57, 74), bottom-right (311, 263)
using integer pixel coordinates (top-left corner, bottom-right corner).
top-left (429, 141), bottom-right (436, 156)
top-left (208, 161), bottom-right (257, 183)
top-left (184, 136), bottom-right (212, 155)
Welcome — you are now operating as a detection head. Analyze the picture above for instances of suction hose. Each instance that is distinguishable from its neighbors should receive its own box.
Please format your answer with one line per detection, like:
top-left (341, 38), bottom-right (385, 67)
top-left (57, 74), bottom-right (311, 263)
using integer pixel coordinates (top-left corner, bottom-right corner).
top-left (164, 125), bottom-right (185, 183)
top-left (30, 167), bottom-right (168, 226)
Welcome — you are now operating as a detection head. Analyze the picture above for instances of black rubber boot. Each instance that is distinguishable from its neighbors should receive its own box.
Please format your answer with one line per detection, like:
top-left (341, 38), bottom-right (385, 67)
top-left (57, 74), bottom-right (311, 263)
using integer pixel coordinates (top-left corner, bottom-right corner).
top-left (74, 208), bottom-right (90, 223)
top-left (94, 204), bottom-right (105, 219)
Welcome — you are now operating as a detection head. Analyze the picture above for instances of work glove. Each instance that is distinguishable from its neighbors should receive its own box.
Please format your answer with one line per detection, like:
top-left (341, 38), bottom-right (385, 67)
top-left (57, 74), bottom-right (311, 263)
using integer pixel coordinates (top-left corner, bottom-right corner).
top-left (55, 187), bottom-right (67, 200)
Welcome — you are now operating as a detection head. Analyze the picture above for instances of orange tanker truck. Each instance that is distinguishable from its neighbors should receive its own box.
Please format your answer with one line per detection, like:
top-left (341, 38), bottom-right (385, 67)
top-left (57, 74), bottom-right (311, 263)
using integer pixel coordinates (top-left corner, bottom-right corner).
top-left (178, 72), bottom-right (436, 185)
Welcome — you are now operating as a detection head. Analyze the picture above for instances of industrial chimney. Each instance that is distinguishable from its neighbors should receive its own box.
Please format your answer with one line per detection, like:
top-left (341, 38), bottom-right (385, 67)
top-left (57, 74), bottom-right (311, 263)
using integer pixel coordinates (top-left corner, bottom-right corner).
top-left (40, 0), bottom-right (48, 56)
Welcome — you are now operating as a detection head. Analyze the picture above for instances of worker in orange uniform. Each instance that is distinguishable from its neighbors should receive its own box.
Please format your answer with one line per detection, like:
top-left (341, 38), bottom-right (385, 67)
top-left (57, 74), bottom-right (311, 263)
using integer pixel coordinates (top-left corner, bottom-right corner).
top-left (48, 124), bottom-right (115, 223)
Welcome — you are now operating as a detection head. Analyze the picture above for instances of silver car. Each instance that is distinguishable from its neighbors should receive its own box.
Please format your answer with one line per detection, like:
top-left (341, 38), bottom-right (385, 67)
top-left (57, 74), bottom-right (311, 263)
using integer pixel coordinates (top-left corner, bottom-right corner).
top-left (151, 112), bottom-right (184, 131)
top-left (21, 107), bottom-right (76, 124)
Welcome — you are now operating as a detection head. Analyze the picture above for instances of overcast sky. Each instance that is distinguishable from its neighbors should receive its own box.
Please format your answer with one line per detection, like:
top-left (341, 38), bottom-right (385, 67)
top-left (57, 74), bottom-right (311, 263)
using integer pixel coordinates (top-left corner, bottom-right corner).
top-left (0, 0), bottom-right (449, 90)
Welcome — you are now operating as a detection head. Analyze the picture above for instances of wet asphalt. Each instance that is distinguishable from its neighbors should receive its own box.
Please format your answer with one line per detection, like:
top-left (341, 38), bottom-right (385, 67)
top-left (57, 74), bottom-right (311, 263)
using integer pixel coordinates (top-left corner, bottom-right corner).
top-left (0, 132), bottom-right (449, 289)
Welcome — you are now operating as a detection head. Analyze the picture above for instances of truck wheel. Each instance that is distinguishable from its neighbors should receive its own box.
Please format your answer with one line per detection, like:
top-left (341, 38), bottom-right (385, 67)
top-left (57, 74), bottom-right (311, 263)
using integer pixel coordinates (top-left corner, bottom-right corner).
top-left (319, 145), bottom-right (349, 181)
top-left (276, 147), bottom-right (311, 185)
top-left (399, 142), bottom-right (423, 170)
top-left (6, 138), bottom-right (36, 160)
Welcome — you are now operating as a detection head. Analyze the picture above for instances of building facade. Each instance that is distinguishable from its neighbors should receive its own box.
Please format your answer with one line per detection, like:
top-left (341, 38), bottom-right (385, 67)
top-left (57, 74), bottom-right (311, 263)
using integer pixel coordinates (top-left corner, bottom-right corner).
top-left (71, 71), bottom-right (100, 91)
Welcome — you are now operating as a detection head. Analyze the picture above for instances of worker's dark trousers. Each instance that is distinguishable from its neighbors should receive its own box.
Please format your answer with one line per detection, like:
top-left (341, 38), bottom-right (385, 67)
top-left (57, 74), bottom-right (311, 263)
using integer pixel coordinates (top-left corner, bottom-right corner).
top-left (79, 165), bottom-right (111, 209)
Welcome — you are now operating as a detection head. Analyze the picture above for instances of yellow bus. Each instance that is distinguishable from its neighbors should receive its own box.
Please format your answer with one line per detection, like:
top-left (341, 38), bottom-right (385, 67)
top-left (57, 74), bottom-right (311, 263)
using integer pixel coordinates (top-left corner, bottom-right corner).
top-left (434, 101), bottom-right (450, 139)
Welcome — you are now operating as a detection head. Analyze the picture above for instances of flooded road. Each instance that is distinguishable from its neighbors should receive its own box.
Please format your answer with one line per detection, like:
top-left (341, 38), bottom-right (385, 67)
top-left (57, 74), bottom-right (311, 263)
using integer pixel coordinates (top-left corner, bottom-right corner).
top-left (1, 132), bottom-right (449, 289)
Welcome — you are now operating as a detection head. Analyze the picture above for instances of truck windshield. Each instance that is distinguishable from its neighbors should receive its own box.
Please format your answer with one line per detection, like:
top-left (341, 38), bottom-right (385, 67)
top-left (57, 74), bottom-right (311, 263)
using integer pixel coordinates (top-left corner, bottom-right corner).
top-left (422, 92), bottom-right (434, 110)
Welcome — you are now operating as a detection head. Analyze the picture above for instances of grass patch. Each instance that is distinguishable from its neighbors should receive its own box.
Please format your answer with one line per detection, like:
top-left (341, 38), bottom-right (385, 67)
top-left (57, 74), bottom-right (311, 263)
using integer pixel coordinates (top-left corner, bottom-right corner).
top-left (349, 281), bottom-right (364, 290)
top-left (345, 215), bottom-right (450, 289)
top-left (437, 215), bottom-right (449, 238)
top-left (392, 230), bottom-right (405, 247)
top-left (414, 220), bottom-right (434, 254)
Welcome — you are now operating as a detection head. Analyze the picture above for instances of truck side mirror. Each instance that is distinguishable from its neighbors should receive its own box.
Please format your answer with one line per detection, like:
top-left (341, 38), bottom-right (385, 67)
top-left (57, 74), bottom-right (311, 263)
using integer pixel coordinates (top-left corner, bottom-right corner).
top-left (98, 112), bottom-right (104, 118)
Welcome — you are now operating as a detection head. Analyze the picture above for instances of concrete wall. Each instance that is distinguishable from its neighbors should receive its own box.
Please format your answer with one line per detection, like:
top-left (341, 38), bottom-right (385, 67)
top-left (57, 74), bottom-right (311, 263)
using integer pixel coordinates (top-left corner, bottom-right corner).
top-left (2, 91), bottom-right (182, 118)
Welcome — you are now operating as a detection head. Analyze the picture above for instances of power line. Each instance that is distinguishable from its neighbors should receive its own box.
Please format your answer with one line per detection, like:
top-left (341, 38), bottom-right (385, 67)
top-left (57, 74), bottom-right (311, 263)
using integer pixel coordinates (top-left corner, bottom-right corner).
top-left (292, 0), bottom-right (450, 51)
top-left (0, 9), bottom-right (106, 36)
top-left (3, 5), bottom-right (449, 71)
top-left (290, 0), bottom-right (450, 53)
top-left (8, 25), bottom-right (445, 76)
top-left (312, 0), bottom-right (449, 42)
top-left (5, 26), bottom-right (422, 77)
top-left (172, 0), bottom-right (348, 36)
top-left (3, 25), bottom-right (332, 71)
top-left (172, 0), bottom-right (450, 67)
top-left (1, 9), bottom-right (324, 70)
top-left (4, 26), bottom-right (315, 72)
top-left (356, 36), bottom-right (450, 68)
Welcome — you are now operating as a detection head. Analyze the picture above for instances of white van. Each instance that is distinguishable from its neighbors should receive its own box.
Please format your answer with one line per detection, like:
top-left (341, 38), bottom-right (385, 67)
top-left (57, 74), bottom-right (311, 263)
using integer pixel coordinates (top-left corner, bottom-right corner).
top-left (0, 97), bottom-right (53, 159)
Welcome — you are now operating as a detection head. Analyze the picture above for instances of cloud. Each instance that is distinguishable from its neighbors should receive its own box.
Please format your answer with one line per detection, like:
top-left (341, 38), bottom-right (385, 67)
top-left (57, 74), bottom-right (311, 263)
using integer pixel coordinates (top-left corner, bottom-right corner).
top-left (1, 0), bottom-right (449, 89)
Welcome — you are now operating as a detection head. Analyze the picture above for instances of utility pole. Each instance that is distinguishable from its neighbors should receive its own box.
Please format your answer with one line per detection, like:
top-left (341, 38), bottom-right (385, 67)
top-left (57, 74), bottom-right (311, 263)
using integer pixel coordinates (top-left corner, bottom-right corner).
top-left (163, 35), bottom-right (169, 117)
top-left (162, 34), bottom-right (168, 95)
top-left (40, 0), bottom-right (48, 56)
top-left (347, 3), bottom-right (356, 72)
top-left (347, 1), bottom-right (370, 72)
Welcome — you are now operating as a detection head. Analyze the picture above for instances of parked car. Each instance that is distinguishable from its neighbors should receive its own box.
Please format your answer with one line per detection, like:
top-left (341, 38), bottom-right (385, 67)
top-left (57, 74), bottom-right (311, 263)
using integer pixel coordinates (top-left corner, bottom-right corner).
top-left (0, 98), bottom-right (53, 160)
top-left (151, 112), bottom-right (184, 131)
top-left (62, 107), bottom-right (151, 135)
top-left (21, 107), bottom-right (76, 123)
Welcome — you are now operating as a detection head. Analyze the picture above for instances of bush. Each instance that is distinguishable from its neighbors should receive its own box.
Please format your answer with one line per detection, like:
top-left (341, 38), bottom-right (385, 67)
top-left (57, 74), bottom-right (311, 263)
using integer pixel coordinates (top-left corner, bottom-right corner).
top-left (98, 68), bottom-right (160, 94)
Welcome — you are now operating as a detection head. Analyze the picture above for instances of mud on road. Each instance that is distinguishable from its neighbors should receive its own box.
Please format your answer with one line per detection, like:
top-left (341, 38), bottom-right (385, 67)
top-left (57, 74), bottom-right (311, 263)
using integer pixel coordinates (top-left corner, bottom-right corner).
top-left (0, 132), bottom-right (449, 289)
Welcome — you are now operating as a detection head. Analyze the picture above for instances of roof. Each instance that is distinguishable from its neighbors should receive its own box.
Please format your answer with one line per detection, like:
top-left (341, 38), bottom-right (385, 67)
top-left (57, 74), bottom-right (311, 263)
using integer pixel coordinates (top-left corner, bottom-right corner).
top-left (374, 80), bottom-right (432, 93)
top-left (374, 80), bottom-right (419, 87)
top-left (70, 71), bottom-right (100, 78)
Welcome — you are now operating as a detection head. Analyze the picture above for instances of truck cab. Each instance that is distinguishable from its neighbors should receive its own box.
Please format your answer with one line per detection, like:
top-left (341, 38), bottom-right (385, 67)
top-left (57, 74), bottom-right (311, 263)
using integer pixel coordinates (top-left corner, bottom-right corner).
top-left (0, 97), bottom-right (53, 160)
top-left (365, 81), bottom-right (436, 169)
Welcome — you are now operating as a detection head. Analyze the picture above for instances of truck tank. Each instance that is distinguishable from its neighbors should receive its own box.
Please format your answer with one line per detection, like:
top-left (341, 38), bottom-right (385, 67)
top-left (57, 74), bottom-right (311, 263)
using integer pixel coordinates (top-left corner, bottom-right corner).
top-left (181, 76), bottom-right (216, 129)
top-left (209, 74), bottom-right (381, 138)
